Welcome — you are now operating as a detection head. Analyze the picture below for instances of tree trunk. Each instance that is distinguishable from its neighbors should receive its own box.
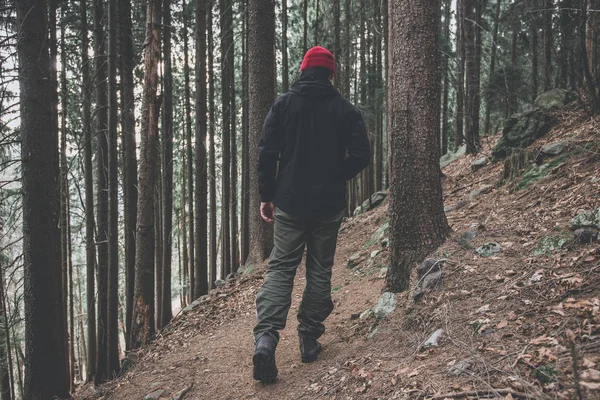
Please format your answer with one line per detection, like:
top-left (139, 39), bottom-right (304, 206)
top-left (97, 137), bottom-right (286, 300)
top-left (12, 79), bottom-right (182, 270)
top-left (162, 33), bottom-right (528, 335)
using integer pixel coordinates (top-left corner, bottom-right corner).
top-left (183, 0), bottom-right (193, 303)
top-left (464, 0), bottom-right (478, 154)
top-left (17, 0), bottom-right (70, 396)
top-left (119, 0), bottom-right (138, 351)
top-left (195, 0), bottom-right (209, 296)
top-left (240, 0), bottom-right (250, 267)
top-left (181, 151), bottom-right (188, 305)
top-left (93, 0), bottom-right (110, 382)
top-left (374, 0), bottom-right (383, 190)
top-left (230, 8), bottom-right (239, 274)
top-left (386, 0), bottom-right (451, 292)
top-left (247, 0), bottom-right (275, 265)
top-left (314, 0), bottom-right (319, 45)
top-left (281, 0), bottom-right (289, 92)
top-left (80, 0), bottom-right (97, 381)
top-left (543, 0), bottom-right (554, 91)
top-left (154, 174), bottom-right (163, 330)
top-left (303, 0), bottom-right (308, 54)
top-left (219, 0), bottom-right (232, 277)
top-left (131, 0), bottom-right (162, 350)
top-left (531, 1), bottom-right (539, 102)
top-left (581, 0), bottom-right (599, 114)
top-left (343, 0), bottom-right (351, 98)
top-left (440, 0), bottom-right (451, 154)
top-left (161, 0), bottom-right (174, 328)
top-left (484, 0), bottom-right (501, 135)
top-left (107, 0), bottom-right (121, 377)
top-left (0, 261), bottom-right (11, 400)
top-left (454, 0), bottom-right (465, 147)
top-left (208, 1), bottom-right (218, 285)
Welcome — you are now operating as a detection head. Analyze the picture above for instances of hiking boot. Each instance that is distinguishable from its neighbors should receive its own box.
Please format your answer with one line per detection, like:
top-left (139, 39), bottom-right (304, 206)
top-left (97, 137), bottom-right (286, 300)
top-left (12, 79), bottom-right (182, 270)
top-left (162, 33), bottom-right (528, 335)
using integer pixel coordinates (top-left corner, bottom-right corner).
top-left (299, 337), bottom-right (322, 363)
top-left (253, 332), bottom-right (278, 383)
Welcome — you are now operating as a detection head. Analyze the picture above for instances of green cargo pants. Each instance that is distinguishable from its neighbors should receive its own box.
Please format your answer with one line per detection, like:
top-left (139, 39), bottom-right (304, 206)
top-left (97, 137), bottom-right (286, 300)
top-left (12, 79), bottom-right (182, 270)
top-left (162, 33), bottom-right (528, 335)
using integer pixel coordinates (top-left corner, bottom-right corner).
top-left (254, 208), bottom-right (345, 343)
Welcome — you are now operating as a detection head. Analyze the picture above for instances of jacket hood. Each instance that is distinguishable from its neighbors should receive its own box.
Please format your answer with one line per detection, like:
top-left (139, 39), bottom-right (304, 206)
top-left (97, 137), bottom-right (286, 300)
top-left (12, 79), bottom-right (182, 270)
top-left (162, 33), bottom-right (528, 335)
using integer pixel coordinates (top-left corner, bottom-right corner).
top-left (290, 69), bottom-right (340, 99)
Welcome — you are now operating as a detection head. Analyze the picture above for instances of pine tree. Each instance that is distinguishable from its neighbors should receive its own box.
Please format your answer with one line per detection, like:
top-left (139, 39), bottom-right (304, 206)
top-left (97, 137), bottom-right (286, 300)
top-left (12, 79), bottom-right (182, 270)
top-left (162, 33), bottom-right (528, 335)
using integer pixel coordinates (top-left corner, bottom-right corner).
top-left (386, 0), bottom-right (451, 292)
top-left (17, 0), bottom-right (70, 396)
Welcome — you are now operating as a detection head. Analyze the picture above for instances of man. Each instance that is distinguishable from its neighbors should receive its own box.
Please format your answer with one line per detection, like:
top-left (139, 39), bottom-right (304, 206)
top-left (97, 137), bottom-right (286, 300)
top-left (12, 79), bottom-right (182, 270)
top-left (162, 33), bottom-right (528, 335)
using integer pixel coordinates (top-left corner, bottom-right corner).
top-left (253, 46), bottom-right (370, 383)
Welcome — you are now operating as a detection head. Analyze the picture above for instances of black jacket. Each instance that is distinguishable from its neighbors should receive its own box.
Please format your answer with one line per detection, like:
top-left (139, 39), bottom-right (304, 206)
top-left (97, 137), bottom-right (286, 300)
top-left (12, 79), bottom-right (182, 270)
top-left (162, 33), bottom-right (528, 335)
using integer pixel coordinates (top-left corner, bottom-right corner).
top-left (258, 68), bottom-right (370, 217)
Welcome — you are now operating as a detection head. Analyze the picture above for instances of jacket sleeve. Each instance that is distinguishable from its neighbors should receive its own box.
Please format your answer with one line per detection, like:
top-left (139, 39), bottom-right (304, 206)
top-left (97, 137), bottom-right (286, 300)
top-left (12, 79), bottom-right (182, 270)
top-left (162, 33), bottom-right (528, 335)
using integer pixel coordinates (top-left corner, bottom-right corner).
top-left (258, 99), bottom-right (283, 203)
top-left (343, 107), bottom-right (370, 181)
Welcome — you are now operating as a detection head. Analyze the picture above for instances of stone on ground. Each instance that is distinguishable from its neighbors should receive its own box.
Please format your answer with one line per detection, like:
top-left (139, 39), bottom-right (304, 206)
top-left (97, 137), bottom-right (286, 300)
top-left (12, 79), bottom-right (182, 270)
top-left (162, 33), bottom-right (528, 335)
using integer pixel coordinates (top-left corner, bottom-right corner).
top-left (144, 390), bottom-right (165, 400)
top-left (363, 220), bottom-right (390, 249)
top-left (471, 157), bottom-right (488, 171)
top-left (541, 140), bottom-right (571, 156)
top-left (440, 144), bottom-right (467, 168)
top-left (492, 109), bottom-right (553, 159)
top-left (533, 88), bottom-right (576, 110)
top-left (570, 208), bottom-right (600, 230)
top-left (468, 184), bottom-right (493, 200)
top-left (574, 228), bottom-right (598, 244)
top-left (373, 292), bottom-right (397, 319)
top-left (422, 271), bottom-right (444, 290)
top-left (420, 329), bottom-right (444, 350)
top-left (475, 242), bottom-right (503, 257)
top-left (416, 259), bottom-right (444, 279)
top-left (354, 191), bottom-right (388, 216)
top-left (347, 252), bottom-right (363, 269)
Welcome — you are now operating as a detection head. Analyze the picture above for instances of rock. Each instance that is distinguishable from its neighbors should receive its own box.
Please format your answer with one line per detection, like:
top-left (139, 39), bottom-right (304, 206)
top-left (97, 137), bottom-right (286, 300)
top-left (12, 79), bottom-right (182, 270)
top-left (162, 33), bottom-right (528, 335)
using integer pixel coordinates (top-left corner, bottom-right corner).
top-left (359, 309), bottom-right (374, 320)
top-left (492, 108), bottom-right (553, 160)
top-left (574, 228), bottom-right (599, 244)
top-left (373, 292), bottom-right (397, 319)
top-left (447, 359), bottom-right (472, 376)
top-left (460, 230), bottom-right (478, 242)
top-left (377, 267), bottom-right (388, 278)
top-left (412, 289), bottom-right (425, 302)
top-left (534, 236), bottom-right (569, 256)
top-left (367, 326), bottom-right (379, 340)
top-left (347, 252), bottom-right (363, 269)
top-left (420, 329), bottom-right (444, 350)
top-left (471, 157), bottom-right (488, 171)
top-left (181, 298), bottom-right (203, 313)
top-left (370, 250), bottom-right (381, 259)
top-left (422, 271), bottom-right (444, 290)
top-left (226, 273), bottom-right (236, 281)
top-left (417, 259), bottom-right (444, 279)
top-left (363, 220), bottom-right (390, 249)
top-left (144, 390), bottom-right (165, 400)
top-left (475, 242), bottom-right (502, 257)
top-left (445, 199), bottom-right (469, 213)
top-left (533, 88), bottom-right (576, 110)
top-left (354, 191), bottom-right (388, 216)
top-left (440, 144), bottom-right (467, 168)
top-left (381, 237), bottom-right (389, 248)
top-left (570, 208), bottom-right (600, 230)
top-left (214, 279), bottom-right (226, 287)
top-left (468, 184), bottom-right (493, 200)
top-left (541, 140), bottom-right (571, 156)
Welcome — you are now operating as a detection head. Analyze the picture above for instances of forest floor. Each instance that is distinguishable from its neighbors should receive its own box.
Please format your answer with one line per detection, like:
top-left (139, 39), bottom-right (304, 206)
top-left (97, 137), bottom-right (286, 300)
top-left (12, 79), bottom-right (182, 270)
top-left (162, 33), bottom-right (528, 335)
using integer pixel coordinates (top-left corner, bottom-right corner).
top-left (76, 104), bottom-right (600, 400)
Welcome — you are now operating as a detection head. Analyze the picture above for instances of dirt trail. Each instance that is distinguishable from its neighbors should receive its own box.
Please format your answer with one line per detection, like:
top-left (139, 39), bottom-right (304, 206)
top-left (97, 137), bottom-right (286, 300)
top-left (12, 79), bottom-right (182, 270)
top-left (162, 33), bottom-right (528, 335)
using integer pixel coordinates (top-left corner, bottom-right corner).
top-left (78, 206), bottom-right (388, 400)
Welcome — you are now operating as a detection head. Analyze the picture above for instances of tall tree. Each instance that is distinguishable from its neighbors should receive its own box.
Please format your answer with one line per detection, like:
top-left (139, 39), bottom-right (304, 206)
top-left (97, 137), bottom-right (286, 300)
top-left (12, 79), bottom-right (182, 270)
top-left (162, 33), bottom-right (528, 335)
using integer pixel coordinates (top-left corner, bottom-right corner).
top-left (281, 0), bottom-right (289, 92)
top-left (120, 0), bottom-right (138, 350)
top-left (484, 0), bottom-right (502, 134)
top-left (247, 0), bottom-right (275, 265)
top-left (219, 0), bottom-right (232, 278)
top-left (440, 0), bottom-right (451, 155)
top-left (80, 0), bottom-right (97, 381)
top-left (0, 265), bottom-right (11, 400)
top-left (131, 0), bottom-right (162, 349)
top-left (454, 0), bottom-right (465, 147)
top-left (240, 0), bottom-right (250, 267)
top-left (93, 0), bottom-right (110, 383)
top-left (208, 0), bottom-right (218, 286)
top-left (543, 0), bottom-right (554, 90)
top-left (332, 0), bottom-right (340, 89)
top-left (464, 0), bottom-right (479, 153)
top-left (17, 0), bottom-right (70, 396)
top-left (531, 1), bottom-right (539, 101)
top-left (182, 0), bottom-right (194, 302)
top-left (161, 0), bottom-right (174, 328)
top-left (107, 0), bottom-right (121, 376)
top-left (386, 0), bottom-right (451, 292)
top-left (195, 0), bottom-right (209, 296)
top-left (302, 0), bottom-right (308, 54)
top-left (230, 7), bottom-right (239, 274)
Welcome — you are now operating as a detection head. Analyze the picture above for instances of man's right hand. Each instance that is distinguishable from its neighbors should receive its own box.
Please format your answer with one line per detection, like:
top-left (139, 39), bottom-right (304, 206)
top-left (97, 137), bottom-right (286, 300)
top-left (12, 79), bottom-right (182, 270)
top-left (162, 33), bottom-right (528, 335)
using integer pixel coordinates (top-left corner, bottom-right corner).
top-left (260, 202), bottom-right (275, 224)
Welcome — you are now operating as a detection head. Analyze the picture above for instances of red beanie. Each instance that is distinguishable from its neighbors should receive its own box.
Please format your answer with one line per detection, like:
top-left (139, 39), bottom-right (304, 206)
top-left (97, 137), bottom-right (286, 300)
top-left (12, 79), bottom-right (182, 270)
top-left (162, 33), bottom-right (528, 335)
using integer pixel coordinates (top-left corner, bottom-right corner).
top-left (300, 46), bottom-right (336, 75)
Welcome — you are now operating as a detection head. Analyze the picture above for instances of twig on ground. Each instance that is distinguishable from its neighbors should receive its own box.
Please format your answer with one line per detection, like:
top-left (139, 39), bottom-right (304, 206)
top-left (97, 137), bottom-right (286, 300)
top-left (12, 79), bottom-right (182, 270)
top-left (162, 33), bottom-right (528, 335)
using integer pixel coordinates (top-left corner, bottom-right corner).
top-left (429, 388), bottom-right (530, 399)
top-left (172, 382), bottom-right (194, 400)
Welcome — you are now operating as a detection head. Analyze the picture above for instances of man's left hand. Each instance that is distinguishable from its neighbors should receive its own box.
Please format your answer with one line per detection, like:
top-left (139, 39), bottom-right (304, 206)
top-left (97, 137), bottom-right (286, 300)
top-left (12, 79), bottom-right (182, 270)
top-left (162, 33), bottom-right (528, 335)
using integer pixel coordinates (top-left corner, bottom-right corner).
top-left (261, 202), bottom-right (275, 224)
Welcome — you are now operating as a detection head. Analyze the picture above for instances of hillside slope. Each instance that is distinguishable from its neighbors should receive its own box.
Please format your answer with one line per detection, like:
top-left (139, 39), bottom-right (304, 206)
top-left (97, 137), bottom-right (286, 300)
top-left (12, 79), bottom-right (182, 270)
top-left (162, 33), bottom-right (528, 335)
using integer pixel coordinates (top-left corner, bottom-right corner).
top-left (77, 105), bottom-right (599, 400)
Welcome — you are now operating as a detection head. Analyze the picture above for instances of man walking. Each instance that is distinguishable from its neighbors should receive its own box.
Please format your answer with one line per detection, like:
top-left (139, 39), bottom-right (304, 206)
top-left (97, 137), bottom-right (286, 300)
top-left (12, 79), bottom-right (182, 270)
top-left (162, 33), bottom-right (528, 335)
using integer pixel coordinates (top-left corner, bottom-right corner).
top-left (253, 46), bottom-right (370, 383)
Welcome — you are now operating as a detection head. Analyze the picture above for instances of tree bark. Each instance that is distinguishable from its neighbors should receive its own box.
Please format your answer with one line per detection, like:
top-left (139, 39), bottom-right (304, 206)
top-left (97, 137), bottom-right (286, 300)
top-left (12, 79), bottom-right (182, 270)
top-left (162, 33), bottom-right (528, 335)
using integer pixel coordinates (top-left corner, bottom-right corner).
top-left (454, 0), bottom-right (465, 147)
top-left (303, 0), bottom-right (308, 54)
top-left (17, 0), bottom-right (70, 396)
top-left (195, 0), bottom-right (209, 296)
top-left (107, 0), bottom-right (121, 377)
top-left (208, 1), bottom-right (218, 285)
top-left (183, 0), bottom-right (193, 302)
top-left (0, 258), bottom-right (12, 400)
top-left (219, 0), bottom-right (232, 277)
top-left (281, 0), bottom-right (289, 92)
top-left (119, 0), bottom-right (138, 351)
top-left (247, 0), bottom-right (275, 265)
top-left (93, 0), bottom-right (109, 382)
top-left (440, 0), bottom-right (451, 155)
top-left (484, 0), bottom-right (501, 134)
top-left (386, 0), bottom-right (451, 292)
top-left (80, 0), bottom-right (97, 381)
top-left (161, 0), bottom-right (174, 328)
top-left (543, 0), bottom-right (554, 91)
top-left (464, 0), bottom-right (478, 154)
top-left (240, 0), bottom-right (250, 267)
top-left (131, 0), bottom-right (162, 350)
top-left (531, 1), bottom-right (539, 102)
